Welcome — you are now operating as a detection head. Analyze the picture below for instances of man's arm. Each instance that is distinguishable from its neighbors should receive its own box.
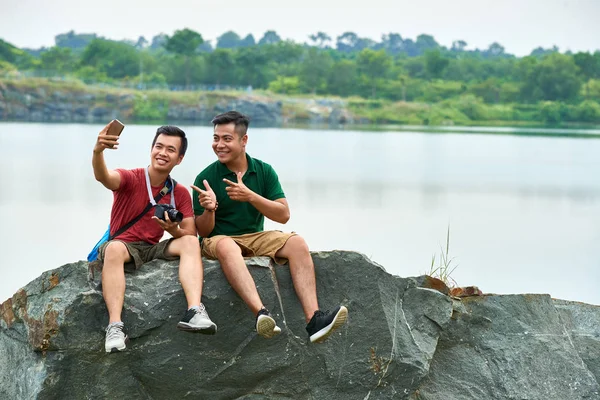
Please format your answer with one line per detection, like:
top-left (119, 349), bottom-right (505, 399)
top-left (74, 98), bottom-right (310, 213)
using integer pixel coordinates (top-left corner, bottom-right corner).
top-left (249, 196), bottom-right (290, 224)
top-left (195, 209), bottom-right (216, 238)
top-left (92, 123), bottom-right (121, 191)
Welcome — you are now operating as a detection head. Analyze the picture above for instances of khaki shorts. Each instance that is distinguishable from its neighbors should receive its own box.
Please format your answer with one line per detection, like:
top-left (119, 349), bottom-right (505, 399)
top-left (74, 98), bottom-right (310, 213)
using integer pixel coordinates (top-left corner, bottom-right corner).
top-left (202, 231), bottom-right (296, 265)
top-left (98, 239), bottom-right (178, 272)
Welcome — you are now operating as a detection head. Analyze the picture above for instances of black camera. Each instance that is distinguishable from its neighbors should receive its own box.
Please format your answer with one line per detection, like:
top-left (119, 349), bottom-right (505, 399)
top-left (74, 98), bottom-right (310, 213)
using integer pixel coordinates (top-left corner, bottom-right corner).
top-left (154, 204), bottom-right (183, 223)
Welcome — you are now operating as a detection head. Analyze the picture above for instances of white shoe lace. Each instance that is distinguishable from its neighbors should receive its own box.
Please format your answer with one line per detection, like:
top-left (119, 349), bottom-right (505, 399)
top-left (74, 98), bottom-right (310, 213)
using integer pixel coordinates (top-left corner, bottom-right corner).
top-left (106, 323), bottom-right (125, 341)
top-left (196, 303), bottom-right (209, 319)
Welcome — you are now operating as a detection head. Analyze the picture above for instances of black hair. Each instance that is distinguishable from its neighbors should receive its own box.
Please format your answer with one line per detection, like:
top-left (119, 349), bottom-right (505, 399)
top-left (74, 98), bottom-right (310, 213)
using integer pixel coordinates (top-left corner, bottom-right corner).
top-left (211, 111), bottom-right (250, 137)
top-left (152, 125), bottom-right (188, 156)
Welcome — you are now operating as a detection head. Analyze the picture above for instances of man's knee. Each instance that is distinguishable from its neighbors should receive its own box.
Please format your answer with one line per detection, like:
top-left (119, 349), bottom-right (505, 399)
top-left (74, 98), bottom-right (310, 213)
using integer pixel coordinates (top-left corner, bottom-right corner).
top-left (104, 241), bottom-right (129, 265)
top-left (174, 235), bottom-right (200, 253)
top-left (286, 235), bottom-right (310, 255)
top-left (215, 237), bottom-right (241, 260)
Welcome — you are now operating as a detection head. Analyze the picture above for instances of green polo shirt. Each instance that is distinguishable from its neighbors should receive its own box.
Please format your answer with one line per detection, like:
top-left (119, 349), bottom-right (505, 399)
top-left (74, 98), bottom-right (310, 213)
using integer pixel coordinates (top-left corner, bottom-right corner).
top-left (193, 154), bottom-right (285, 238)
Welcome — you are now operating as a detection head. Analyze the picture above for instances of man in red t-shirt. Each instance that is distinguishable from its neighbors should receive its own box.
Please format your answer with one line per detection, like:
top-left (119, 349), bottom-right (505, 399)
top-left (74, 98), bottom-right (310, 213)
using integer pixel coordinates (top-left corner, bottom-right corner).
top-left (93, 122), bottom-right (216, 353)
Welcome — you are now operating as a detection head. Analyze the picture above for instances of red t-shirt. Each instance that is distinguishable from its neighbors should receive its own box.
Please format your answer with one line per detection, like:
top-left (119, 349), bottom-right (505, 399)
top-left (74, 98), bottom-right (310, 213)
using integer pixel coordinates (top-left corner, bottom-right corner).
top-left (109, 168), bottom-right (193, 244)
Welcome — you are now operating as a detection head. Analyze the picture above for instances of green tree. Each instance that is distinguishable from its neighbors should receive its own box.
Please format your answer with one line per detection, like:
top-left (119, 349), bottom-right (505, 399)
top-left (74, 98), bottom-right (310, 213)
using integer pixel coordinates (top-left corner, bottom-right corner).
top-left (424, 50), bottom-right (449, 80)
top-left (575, 100), bottom-right (600, 122)
top-left (217, 31), bottom-right (242, 49)
top-left (240, 34), bottom-right (256, 47)
top-left (150, 34), bottom-right (168, 50)
top-left (268, 76), bottom-right (300, 94)
top-left (327, 59), bottom-right (357, 96)
top-left (485, 42), bottom-right (506, 58)
top-left (469, 78), bottom-right (501, 103)
top-left (80, 39), bottom-right (139, 79)
top-left (575, 52), bottom-right (600, 99)
top-left (379, 33), bottom-right (404, 55)
top-left (0, 38), bottom-right (37, 69)
top-left (206, 49), bottom-right (236, 87)
top-left (309, 32), bottom-right (332, 48)
top-left (40, 47), bottom-right (77, 74)
top-left (299, 48), bottom-right (333, 93)
top-left (258, 31), bottom-right (282, 46)
top-left (336, 32), bottom-right (360, 53)
top-left (356, 49), bottom-right (392, 97)
top-left (234, 47), bottom-right (273, 88)
top-left (415, 34), bottom-right (439, 53)
top-left (260, 41), bottom-right (304, 76)
top-left (451, 40), bottom-right (468, 52)
top-left (521, 53), bottom-right (582, 102)
top-left (164, 28), bottom-right (204, 88)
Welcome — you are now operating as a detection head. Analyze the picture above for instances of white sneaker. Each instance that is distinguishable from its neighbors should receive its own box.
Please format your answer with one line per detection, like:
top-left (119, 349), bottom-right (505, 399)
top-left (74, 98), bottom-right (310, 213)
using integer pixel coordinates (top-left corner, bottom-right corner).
top-left (105, 322), bottom-right (128, 353)
top-left (177, 304), bottom-right (217, 334)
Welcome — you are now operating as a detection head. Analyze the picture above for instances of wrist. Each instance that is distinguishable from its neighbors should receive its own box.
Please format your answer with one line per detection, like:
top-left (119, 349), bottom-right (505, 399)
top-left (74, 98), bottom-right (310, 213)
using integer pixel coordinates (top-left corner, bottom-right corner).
top-left (206, 201), bottom-right (219, 212)
top-left (168, 226), bottom-right (182, 237)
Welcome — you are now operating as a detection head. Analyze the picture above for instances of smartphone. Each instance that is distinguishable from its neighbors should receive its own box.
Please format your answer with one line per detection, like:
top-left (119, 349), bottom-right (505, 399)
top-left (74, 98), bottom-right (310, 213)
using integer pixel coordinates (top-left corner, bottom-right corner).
top-left (106, 119), bottom-right (125, 136)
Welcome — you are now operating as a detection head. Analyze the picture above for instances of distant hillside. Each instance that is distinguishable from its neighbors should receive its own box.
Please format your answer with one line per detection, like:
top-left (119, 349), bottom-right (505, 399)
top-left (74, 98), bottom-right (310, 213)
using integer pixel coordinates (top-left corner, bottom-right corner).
top-left (1, 77), bottom-right (599, 127)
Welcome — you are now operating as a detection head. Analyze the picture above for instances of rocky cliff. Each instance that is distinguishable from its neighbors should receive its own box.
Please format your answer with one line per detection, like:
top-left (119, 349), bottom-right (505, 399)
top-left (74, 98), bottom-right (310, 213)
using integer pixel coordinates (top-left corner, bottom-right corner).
top-left (0, 79), bottom-right (354, 126)
top-left (1, 251), bottom-right (598, 399)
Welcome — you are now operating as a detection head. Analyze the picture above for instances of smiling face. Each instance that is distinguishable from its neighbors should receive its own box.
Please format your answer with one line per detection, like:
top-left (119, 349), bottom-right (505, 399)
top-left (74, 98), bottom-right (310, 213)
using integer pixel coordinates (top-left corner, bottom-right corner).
top-left (212, 122), bottom-right (247, 166)
top-left (150, 133), bottom-right (184, 174)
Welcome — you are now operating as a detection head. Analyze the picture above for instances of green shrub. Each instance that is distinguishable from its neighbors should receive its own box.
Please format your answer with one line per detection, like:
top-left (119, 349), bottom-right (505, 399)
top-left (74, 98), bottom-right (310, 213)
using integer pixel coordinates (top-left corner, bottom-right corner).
top-left (539, 101), bottom-right (562, 124)
top-left (445, 94), bottom-right (489, 120)
top-left (418, 80), bottom-right (466, 103)
top-left (268, 76), bottom-right (300, 95)
top-left (132, 93), bottom-right (168, 120)
top-left (575, 100), bottom-right (600, 123)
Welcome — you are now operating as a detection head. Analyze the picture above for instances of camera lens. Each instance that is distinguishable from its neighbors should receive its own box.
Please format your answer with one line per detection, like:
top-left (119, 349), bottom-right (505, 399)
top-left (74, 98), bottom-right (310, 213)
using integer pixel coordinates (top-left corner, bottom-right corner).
top-left (167, 209), bottom-right (183, 223)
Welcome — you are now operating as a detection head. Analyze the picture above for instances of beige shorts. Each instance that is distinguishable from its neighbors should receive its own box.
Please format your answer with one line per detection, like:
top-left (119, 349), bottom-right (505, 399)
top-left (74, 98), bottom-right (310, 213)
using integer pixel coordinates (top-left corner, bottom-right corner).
top-left (202, 231), bottom-right (297, 265)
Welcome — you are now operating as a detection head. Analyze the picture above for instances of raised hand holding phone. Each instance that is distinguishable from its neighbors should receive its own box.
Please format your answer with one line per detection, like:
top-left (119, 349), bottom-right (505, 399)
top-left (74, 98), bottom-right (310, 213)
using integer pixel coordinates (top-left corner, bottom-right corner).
top-left (94, 119), bottom-right (125, 153)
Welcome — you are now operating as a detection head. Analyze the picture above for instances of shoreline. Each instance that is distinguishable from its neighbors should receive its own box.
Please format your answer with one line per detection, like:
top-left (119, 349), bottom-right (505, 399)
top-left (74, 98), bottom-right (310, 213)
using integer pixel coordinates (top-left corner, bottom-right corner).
top-left (1, 77), bottom-right (599, 131)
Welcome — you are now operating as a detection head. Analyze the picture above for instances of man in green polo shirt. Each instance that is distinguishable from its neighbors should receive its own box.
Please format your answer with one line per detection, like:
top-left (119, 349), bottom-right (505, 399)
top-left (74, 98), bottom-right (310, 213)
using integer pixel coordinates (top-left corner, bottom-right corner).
top-left (191, 110), bottom-right (348, 343)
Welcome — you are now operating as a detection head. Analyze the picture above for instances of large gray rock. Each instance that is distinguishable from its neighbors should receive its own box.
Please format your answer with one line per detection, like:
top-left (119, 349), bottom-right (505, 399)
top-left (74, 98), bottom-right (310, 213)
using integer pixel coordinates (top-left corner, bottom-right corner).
top-left (0, 251), bottom-right (453, 399)
top-left (414, 295), bottom-right (600, 399)
top-left (554, 299), bottom-right (600, 384)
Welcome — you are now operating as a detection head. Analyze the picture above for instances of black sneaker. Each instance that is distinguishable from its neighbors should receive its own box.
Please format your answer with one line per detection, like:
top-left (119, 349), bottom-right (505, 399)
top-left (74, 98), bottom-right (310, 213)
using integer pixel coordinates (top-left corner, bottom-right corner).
top-left (255, 308), bottom-right (282, 339)
top-left (177, 304), bottom-right (217, 334)
top-left (306, 306), bottom-right (348, 343)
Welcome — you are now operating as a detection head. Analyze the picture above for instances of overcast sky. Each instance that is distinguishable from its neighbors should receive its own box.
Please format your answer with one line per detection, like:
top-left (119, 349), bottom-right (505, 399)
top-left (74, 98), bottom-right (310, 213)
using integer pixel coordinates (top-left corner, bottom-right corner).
top-left (1, 0), bottom-right (598, 56)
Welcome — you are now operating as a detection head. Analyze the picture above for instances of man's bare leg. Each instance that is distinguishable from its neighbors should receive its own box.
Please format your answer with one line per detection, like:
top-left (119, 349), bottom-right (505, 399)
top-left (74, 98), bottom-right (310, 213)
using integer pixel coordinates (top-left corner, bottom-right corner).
top-left (216, 237), bottom-right (279, 338)
top-left (275, 235), bottom-right (319, 322)
top-left (102, 241), bottom-right (131, 324)
top-left (167, 235), bottom-right (216, 334)
top-left (276, 234), bottom-right (348, 343)
top-left (216, 237), bottom-right (265, 314)
top-left (102, 241), bottom-right (131, 352)
top-left (167, 235), bottom-right (203, 308)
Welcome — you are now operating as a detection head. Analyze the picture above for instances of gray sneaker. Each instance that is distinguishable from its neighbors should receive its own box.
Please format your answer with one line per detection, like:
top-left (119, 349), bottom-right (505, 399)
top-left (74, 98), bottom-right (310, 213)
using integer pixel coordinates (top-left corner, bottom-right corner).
top-left (255, 308), bottom-right (282, 339)
top-left (105, 322), bottom-right (128, 353)
top-left (177, 304), bottom-right (217, 334)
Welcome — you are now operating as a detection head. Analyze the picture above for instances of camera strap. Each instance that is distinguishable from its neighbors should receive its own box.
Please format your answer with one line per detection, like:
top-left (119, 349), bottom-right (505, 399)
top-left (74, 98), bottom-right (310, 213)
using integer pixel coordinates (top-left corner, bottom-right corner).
top-left (145, 166), bottom-right (175, 208)
top-left (109, 169), bottom-right (175, 241)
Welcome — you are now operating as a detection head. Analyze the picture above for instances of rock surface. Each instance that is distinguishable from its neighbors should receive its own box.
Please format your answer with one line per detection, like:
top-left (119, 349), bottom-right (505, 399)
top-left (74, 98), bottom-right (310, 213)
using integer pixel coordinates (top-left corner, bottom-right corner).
top-left (1, 251), bottom-right (599, 399)
top-left (0, 81), bottom-right (350, 125)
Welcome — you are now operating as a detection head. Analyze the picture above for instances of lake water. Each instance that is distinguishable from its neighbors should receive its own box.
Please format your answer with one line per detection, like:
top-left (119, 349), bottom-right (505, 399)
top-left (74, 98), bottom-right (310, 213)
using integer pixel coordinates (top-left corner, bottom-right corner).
top-left (1, 122), bottom-right (599, 305)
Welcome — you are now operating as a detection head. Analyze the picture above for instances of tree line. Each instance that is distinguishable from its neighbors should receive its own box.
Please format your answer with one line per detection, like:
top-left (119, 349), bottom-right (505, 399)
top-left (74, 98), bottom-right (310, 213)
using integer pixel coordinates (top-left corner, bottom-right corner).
top-left (1, 28), bottom-right (600, 123)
